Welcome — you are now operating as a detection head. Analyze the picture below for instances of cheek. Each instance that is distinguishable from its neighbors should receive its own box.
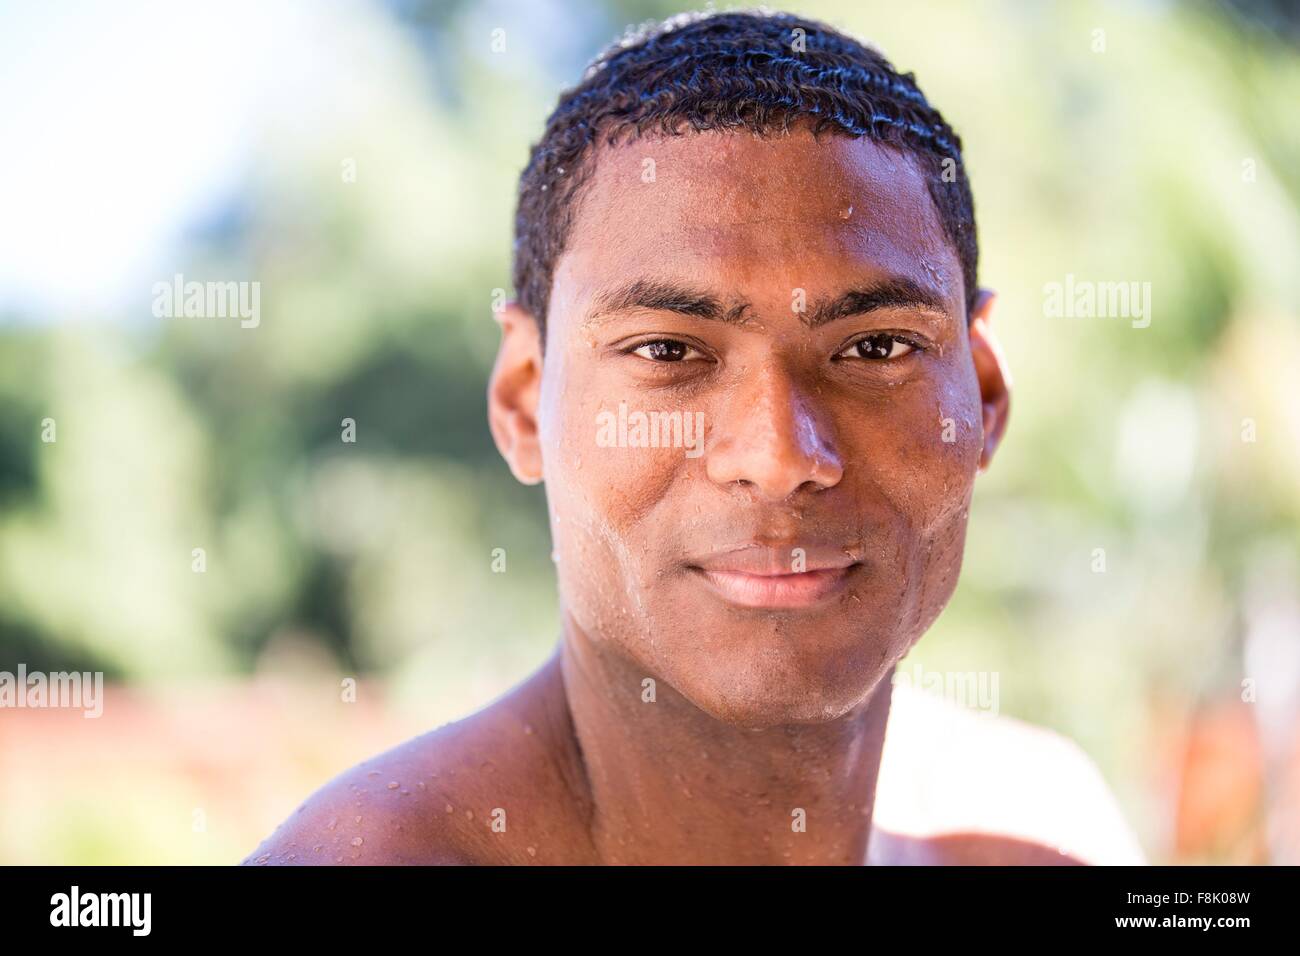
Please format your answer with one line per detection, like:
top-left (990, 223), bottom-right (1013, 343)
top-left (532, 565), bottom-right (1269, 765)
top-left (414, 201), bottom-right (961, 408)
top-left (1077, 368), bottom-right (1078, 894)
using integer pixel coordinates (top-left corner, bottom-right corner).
top-left (540, 373), bottom-right (685, 633)
top-left (848, 365), bottom-right (982, 624)
top-left (872, 359), bottom-right (983, 528)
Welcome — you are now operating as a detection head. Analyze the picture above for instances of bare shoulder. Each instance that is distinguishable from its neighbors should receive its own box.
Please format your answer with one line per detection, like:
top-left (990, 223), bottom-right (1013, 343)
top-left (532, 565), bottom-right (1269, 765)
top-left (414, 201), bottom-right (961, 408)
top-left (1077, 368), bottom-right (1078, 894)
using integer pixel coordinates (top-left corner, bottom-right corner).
top-left (872, 681), bottom-right (1146, 865)
top-left (242, 664), bottom-right (590, 865)
top-left (241, 722), bottom-right (480, 865)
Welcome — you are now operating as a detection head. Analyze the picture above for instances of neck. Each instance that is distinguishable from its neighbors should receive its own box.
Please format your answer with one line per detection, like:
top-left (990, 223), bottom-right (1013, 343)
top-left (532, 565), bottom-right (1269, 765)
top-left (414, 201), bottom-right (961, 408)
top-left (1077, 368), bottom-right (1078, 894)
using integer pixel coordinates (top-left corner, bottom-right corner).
top-left (554, 613), bottom-right (895, 865)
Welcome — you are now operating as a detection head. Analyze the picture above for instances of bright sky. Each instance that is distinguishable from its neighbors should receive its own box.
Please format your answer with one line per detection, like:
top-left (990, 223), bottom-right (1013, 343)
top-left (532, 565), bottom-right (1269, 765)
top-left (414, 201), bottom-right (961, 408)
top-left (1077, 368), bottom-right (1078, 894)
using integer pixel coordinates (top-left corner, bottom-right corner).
top-left (0, 0), bottom-right (301, 319)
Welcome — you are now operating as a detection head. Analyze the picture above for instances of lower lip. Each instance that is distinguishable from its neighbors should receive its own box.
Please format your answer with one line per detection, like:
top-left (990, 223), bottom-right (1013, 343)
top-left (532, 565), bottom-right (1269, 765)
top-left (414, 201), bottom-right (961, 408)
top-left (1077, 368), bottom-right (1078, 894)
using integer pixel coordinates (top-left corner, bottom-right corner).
top-left (692, 566), bottom-right (855, 609)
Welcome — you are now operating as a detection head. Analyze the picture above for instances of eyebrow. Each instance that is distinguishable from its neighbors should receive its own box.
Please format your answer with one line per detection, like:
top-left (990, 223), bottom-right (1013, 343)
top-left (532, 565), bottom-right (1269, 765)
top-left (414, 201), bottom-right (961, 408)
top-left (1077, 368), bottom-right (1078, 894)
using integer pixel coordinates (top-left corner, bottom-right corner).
top-left (584, 276), bottom-right (950, 329)
top-left (587, 278), bottom-right (750, 325)
top-left (805, 278), bottom-right (949, 328)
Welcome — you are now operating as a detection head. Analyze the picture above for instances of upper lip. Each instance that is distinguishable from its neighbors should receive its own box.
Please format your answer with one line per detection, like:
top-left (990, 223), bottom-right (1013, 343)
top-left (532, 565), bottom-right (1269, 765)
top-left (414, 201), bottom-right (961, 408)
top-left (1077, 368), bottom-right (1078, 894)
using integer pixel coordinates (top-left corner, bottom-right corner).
top-left (689, 543), bottom-right (860, 576)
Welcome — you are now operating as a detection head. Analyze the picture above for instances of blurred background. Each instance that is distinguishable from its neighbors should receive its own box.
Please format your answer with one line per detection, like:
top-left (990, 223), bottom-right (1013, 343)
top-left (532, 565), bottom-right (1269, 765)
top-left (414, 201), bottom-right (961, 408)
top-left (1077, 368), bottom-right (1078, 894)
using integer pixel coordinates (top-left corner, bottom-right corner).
top-left (1, 0), bottom-right (1297, 865)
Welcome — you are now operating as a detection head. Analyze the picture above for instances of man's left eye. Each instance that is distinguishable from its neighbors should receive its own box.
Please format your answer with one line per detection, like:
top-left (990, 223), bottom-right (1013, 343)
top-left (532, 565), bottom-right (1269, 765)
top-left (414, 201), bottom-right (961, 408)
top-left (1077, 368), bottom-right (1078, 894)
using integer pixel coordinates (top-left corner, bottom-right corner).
top-left (837, 333), bottom-right (918, 361)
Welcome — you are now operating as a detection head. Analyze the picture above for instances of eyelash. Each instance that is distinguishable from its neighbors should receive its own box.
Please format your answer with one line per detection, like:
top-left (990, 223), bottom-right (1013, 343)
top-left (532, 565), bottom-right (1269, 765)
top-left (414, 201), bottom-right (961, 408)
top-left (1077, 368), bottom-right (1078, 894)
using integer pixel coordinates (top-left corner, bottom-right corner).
top-left (624, 339), bottom-right (710, 363)
top-left (833, 332), bottom-right (926, 362)
top-left (622, 333), bottom-right (926, 364)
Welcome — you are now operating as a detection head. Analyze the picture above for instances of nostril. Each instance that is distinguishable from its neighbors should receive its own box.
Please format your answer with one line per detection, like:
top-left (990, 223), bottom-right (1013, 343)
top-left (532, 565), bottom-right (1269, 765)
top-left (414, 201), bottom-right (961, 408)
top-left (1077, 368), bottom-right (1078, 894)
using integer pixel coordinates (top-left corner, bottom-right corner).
top-left (703, 381), bottom-right (843, 497)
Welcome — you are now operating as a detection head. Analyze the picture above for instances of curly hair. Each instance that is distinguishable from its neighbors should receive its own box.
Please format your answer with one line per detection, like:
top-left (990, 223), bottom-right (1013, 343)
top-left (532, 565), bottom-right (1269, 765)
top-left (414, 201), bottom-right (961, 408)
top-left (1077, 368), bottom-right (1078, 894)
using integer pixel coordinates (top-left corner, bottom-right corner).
top-left (512, 8), bottom-right (978, 338)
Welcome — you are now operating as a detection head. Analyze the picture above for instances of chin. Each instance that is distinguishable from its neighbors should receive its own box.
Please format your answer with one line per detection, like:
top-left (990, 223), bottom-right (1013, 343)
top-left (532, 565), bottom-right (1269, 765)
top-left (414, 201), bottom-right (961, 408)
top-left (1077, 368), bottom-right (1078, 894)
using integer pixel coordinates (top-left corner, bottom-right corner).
top-left (661, 630), bottom-right (899, 728)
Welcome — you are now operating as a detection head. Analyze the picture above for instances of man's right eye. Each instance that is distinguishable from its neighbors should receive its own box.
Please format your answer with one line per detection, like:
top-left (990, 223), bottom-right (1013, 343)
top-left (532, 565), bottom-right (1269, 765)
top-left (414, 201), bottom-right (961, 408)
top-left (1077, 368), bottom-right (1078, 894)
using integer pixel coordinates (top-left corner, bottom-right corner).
top-left (630, 339), bottom-right (703, 362)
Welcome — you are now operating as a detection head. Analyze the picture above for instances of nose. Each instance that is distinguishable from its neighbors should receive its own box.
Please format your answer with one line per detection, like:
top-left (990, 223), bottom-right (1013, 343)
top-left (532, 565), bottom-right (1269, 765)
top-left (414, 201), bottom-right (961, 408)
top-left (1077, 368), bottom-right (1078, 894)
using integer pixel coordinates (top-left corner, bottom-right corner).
top-left (705, 360), bottom-right (844, 501)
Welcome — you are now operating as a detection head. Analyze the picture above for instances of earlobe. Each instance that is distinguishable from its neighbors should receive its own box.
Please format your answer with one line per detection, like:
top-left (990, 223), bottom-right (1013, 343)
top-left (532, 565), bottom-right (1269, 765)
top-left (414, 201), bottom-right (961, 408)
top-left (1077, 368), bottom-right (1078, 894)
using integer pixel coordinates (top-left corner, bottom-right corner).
top-left (487, 301), bottom-right (545, 485)
top-left (968, 289), bottom-right (1011, 472)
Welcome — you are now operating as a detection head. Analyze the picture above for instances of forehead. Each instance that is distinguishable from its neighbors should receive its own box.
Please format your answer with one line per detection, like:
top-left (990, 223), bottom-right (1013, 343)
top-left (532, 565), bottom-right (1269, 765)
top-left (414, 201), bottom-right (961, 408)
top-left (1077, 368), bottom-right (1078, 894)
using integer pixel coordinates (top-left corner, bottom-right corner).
top-left (550, 128), bottom-right (961, 325)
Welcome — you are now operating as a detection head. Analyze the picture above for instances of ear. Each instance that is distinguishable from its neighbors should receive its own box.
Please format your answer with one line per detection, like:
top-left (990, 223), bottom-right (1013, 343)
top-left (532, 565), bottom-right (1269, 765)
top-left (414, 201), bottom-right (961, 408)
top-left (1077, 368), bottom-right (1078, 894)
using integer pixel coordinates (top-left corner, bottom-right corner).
top-left (968, 288), bottom-right (1011, 472)
top-left (487, 301), bottom-right (544, 485)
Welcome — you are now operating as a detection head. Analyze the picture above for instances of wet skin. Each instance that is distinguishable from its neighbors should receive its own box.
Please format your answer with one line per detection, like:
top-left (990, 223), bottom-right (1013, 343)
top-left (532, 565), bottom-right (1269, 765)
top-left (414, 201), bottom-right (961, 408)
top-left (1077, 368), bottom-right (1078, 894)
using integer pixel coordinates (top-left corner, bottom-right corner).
top-left (245, 127), bottom-right (1141, 865)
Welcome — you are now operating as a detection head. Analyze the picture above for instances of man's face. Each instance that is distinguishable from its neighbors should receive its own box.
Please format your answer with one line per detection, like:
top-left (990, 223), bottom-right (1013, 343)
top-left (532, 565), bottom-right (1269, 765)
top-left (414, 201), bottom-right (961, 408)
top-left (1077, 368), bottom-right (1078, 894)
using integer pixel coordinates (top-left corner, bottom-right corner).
top-left (508, 128), bottom-right (1004, 727)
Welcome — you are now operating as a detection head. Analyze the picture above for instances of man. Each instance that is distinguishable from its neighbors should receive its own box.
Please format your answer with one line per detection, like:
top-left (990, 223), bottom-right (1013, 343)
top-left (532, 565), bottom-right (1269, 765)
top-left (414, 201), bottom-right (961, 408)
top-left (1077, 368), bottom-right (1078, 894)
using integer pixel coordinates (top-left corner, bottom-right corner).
top-left (247, 9), bottom-right (1144, 865)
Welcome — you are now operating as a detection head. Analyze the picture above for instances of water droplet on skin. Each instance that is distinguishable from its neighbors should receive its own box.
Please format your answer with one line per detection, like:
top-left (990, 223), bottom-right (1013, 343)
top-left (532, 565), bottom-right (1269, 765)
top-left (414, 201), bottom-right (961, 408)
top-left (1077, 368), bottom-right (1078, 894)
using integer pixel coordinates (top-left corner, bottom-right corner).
top-left (526, 846), bottom-right (537, 857)
top-left (354, 815), bottom-right (362, 824)
top-left (445, 804), bottom-right (454, 814)
top-left (255, 854), bottom-right (270, 864)
top-left (839, 204), bottom-right (853, 220)
top-left (327, 818), bottom-right (337, 830)
top-left (387, 781), bottom-right (400, 789)
top-left (465, 810), bottom-right (474, 821)
top-left (351, 837), bottom-right (364, 847)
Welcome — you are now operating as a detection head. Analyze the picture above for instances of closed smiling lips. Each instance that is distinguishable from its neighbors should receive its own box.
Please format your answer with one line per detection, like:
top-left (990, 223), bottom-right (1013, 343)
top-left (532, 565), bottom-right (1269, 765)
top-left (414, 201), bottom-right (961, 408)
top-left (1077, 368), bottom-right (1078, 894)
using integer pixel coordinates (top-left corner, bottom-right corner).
top-left (687, 544), bottom-right (861, 609)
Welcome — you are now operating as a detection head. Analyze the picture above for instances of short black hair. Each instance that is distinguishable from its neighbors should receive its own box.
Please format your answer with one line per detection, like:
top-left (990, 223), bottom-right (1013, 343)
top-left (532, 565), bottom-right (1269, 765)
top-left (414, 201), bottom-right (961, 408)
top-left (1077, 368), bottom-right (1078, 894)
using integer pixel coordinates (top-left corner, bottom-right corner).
top-left (512, 8), bottom-right (978, 338)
